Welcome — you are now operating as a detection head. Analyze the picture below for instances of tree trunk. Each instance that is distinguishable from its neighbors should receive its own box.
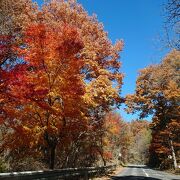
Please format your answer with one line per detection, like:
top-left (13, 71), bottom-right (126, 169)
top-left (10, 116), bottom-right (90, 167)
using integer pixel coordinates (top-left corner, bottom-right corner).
top-left (170, 139), bottom-right (177, 169)
top-left (44, 131), bottom-right (57, 169)
top-left (49, 146), bottom-right (56, 169)
top-left (102, 156), bottom-right (106, 166)
top-left (97, 149), bottom-right (106, 166)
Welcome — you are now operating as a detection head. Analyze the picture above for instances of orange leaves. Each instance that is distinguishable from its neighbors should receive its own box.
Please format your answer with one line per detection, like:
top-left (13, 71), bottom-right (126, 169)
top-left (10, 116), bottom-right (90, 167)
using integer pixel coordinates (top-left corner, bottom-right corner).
top-left (126, 50), bottom-right (180, 168)
top-left (103, 151), bottom-right (113, 160)
top-left (84, 75), bottom-right (119, 110)
top-left (60, 25), bottom-right (84, 55)
top-left (126, 50), bottom-right (180, 118)
top-left (104, 112), bottom-right (122, 136)
top-left (0, 0), bottom-right (124, 169)
top-left (24, 23), bottom-right (84, 66)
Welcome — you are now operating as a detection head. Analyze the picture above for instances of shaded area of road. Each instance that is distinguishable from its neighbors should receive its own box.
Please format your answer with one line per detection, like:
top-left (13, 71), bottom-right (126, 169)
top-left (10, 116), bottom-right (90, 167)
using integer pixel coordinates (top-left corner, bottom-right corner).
top-left (111, 176), bottom-right (160, 180)
top-left (111, 165), bottom-right (180, 180)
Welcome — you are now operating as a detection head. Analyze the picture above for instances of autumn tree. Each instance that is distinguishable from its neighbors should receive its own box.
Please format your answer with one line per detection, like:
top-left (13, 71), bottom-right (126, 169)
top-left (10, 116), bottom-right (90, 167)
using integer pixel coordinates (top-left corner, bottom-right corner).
top-left (0, 0), bottom-right (38, 152)
top-left (128, 120), bottom-right (151, 164)
top-left (126, 50), bottom-right (180, 169)
top-left (0, 0), bottom-right (37, 105)
top-left (93, 112), bottom-right (151, 166)
top-left (1, 23), bottom-right (87, 169)
top-left (0, 0), bottom-right (123, 170)
top-left (0, 1), bottom-right (38, 171)
top-left (95, 112), bottom-right (122, 166)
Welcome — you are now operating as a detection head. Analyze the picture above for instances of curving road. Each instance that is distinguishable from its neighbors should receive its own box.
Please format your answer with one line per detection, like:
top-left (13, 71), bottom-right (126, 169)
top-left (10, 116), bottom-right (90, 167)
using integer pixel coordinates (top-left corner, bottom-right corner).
top-left (111, 165), bottom-right (180, 180)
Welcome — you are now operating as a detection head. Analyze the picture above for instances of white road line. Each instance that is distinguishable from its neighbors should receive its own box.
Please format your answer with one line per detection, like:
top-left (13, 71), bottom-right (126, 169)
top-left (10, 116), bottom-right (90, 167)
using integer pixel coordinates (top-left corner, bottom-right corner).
top-left (143, 169), bottom-right (149, 177)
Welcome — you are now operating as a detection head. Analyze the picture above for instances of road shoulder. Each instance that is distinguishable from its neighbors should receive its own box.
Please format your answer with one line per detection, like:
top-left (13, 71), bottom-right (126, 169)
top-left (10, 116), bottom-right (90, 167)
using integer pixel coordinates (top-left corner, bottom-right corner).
top-left (92, 165), bottom-right (124, 180)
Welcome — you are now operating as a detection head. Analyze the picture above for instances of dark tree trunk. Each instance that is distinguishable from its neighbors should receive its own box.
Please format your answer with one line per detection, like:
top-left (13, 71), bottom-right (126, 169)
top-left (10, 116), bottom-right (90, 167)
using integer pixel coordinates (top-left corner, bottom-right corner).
top-left (97, 148), bottom-right (106, 166)
top-left (49, 145), bottom-right (56, 169)
top-left (44, 131), bottom-right (57, 169)
top-left (102, 156), bottom-right (106, 166)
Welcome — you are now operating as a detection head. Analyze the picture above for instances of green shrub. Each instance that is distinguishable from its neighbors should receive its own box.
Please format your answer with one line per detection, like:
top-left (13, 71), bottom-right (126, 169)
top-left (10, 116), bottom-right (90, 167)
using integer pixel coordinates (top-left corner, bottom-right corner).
top-left (0, 159), bottom-right (7, 172)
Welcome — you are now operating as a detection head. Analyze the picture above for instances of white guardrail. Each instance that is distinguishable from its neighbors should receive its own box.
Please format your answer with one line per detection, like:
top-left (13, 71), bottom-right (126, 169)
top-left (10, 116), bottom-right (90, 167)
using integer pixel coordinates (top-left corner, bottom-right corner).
top-left (0, 165), bottom-right (116, 179)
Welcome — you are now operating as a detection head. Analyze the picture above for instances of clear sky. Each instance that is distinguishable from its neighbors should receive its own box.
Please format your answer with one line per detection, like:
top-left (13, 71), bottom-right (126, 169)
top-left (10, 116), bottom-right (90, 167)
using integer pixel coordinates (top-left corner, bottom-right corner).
top-left (35, 0), bottom-right (169, 121)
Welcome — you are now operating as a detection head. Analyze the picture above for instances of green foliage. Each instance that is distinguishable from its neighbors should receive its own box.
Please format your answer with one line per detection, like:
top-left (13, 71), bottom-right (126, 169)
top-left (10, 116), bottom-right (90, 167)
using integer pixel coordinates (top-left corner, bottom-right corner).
top-left (0, 159), bottom-right (7, 172)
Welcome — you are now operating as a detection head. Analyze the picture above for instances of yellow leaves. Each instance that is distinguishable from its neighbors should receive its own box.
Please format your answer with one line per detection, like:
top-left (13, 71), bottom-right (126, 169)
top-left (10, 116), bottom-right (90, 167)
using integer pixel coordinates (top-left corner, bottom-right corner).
top-left (103, 138), bottom-right (109, 146)
top-left (48, 91), bottom-right (59, 98)
top-left (164, 80), bottom-right (180, 100)
top-left (83, 92), bottom-right (97, 108)
top-left (33, 126), bottom-right (42, 134)
top-left (22, 126), bottom-right (31, 132)
top-left (84, 75), bottom-right (119, 109)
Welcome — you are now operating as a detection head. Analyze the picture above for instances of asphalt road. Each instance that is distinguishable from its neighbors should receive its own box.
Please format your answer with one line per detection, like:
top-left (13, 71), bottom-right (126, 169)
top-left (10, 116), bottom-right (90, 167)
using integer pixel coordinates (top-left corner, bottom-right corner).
top-left (111, 165), bottom-right (180, 180)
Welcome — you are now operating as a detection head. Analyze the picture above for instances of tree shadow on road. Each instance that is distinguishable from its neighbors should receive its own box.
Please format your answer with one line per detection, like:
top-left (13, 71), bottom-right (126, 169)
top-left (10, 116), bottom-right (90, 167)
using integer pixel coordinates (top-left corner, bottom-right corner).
top-left (125, 165), bottom-right (148, 169)
top-left (111, 175), bottom-right (161, 180)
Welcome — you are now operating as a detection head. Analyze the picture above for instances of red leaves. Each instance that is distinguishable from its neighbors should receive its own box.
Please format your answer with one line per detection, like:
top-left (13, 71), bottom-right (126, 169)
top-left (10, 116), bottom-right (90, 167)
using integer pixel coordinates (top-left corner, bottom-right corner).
top-left (103, 151), bottom-right (112, 160)
top-left (0, 0), bottom-right (124, 169)
top-left (60, 25), bottom-right (84, 55)
top-left (23, 23), bottom-right (84, 66)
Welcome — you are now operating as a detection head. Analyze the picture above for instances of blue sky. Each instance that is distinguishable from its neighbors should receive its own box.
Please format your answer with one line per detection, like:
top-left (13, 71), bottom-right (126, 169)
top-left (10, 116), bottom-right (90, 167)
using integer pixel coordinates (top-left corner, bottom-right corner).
top-left (36, 0), bottom-right (169, 121)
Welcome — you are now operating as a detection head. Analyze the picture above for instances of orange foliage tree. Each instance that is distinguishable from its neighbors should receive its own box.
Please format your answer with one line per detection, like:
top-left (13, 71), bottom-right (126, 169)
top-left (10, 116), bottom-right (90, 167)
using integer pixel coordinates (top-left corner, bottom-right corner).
top-left (0, 0), bottom-right (123, 170)
top-left (128, 120), bottom-right (151, 164)
top-left (90, 112), bottom-right (122, 166)
top-left (126, 50), bottom-right (180, 169)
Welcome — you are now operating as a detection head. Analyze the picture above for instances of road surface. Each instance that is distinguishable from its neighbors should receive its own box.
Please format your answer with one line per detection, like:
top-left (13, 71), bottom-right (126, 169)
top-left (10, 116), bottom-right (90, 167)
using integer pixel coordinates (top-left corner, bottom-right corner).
top-left (111, 165), bottom-right (180, 180)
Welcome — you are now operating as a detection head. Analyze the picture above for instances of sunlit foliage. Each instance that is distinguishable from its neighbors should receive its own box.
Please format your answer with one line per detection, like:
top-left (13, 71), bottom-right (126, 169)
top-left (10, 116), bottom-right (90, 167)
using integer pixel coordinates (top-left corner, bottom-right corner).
top-left (126, 50), bottom-right (180, 169)
top-left (0, 0), bottom-right (123, 170)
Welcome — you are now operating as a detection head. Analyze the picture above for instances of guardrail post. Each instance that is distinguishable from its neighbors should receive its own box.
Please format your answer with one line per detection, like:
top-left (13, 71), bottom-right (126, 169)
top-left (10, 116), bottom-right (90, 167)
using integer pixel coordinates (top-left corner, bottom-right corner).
top-left (84, 170), bottom-right (88, 180)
